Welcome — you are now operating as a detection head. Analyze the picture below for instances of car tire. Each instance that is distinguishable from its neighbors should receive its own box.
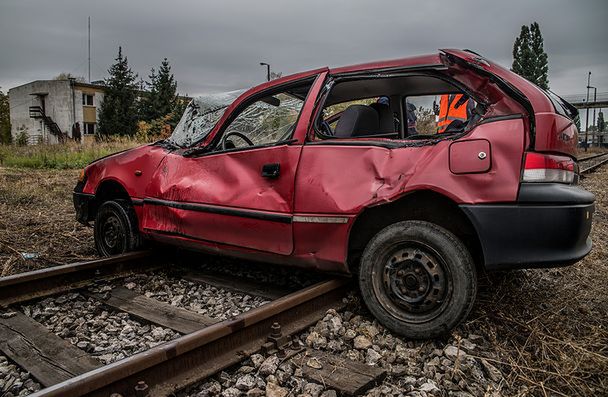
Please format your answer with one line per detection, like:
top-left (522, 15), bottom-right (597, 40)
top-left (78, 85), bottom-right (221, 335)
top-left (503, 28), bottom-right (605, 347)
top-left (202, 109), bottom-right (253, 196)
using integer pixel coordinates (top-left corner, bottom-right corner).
top-left (358, 220), bottom-right (477, 339)
top-left (94, 199), bottom-right (142, 256)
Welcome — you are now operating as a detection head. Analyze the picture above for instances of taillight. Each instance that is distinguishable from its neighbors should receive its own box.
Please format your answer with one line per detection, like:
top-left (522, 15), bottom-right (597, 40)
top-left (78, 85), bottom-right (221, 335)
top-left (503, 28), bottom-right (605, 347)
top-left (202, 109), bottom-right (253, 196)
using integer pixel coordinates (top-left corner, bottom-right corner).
top-left (522, 152), bottom-right (578, 184)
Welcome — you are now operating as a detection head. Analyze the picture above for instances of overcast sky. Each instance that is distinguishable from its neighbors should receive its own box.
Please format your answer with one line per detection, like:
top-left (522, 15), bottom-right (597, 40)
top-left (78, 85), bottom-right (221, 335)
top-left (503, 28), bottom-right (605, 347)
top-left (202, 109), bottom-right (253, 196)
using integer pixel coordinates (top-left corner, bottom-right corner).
top-left (1, 0), bottom-right (606, 98)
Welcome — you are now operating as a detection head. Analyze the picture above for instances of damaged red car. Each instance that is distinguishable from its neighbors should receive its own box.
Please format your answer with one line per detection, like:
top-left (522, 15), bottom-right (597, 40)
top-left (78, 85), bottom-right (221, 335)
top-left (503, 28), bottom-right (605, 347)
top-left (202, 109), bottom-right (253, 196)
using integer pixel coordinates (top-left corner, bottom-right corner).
top-left (74, 49), bottom-right (594, 338)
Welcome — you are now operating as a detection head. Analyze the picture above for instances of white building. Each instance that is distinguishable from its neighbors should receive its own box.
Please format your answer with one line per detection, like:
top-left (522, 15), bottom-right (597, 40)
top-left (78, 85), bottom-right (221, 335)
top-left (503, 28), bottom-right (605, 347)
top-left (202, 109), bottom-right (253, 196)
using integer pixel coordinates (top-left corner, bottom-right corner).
top-left (9, 79), bottom-right (105, 144)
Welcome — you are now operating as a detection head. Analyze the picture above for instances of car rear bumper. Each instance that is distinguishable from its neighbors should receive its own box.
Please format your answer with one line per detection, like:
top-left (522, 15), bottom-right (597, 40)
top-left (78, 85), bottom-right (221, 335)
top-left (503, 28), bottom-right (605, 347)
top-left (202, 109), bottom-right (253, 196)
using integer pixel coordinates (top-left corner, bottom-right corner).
top-left (461, 183), bottom-right (594, 271)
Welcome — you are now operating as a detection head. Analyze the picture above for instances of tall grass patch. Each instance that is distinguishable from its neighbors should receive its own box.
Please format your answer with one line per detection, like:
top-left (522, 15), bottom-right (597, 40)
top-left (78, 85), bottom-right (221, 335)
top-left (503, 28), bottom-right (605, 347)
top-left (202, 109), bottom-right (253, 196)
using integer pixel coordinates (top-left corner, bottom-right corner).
top-left (0, 139), bottom-right (141, 169)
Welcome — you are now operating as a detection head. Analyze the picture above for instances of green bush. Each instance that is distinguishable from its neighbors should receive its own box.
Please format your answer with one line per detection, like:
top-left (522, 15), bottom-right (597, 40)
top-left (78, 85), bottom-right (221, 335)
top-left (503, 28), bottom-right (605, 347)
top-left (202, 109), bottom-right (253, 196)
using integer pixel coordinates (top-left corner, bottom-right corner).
top-left (15, 129), bottom-right (28, 146)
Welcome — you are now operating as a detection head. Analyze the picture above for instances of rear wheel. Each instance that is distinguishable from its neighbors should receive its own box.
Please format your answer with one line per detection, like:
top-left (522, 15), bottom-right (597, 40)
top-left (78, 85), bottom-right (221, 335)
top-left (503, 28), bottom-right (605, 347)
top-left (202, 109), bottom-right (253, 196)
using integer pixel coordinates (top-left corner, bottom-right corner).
top-left (358, 220), bottom-right (477, 339)
top-left (94, 199), bottom-right (142, 256)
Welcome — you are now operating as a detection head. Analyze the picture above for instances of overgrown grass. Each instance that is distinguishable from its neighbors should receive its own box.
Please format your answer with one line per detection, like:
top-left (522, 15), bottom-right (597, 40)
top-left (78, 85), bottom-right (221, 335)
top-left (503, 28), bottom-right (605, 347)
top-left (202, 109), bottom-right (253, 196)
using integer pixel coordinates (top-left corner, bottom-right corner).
top-left (0, 139), bottom-right (142, 169)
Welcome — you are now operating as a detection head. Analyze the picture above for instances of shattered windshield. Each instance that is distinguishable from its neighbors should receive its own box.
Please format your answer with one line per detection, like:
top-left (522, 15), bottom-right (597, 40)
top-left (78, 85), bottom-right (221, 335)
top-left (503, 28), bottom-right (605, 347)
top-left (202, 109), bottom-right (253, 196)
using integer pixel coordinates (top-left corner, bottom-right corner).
top-left (167, 89), bottom-right (246, 148)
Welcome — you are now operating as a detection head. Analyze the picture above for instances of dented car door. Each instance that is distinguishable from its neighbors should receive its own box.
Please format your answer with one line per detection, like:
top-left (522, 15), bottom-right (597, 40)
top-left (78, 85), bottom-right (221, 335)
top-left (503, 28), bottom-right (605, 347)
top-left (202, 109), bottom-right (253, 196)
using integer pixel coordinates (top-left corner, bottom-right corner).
top-left (141, 71), bottom-right (328, 255)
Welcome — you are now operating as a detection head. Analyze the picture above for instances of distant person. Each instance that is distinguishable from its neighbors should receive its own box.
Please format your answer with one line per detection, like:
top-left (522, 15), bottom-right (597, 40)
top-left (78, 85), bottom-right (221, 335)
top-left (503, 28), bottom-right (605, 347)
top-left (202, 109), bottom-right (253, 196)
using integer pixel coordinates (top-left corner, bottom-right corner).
top-left (437, 94), bottom-right (475, 133)
top-left (406, 102), bottom-right (418, 134)
top-left (72, 122), bottom-right (81, 141)
top-left (377, 96), bottom-right (390, 106)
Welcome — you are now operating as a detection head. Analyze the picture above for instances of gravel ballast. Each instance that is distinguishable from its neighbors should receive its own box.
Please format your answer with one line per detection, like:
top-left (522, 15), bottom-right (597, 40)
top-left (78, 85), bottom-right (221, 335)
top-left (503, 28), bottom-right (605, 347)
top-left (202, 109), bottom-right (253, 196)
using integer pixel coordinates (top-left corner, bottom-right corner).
top-left (21, 292), bottom-right (180, 365)
top-left (183, 303), bottom-right (506, 397)
top-left (0, 355), bottom-right (42, 396)
top-left (121, 272), bottom-right (271, 321)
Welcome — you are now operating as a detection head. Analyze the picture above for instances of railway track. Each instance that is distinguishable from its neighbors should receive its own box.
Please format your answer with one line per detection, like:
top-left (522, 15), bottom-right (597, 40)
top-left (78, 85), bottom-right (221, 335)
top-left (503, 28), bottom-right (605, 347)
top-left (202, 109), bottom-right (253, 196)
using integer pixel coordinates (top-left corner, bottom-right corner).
top-left (0, 251), bottom-right (351, 397)
top-left (578, 152), bottom-right (608, 174)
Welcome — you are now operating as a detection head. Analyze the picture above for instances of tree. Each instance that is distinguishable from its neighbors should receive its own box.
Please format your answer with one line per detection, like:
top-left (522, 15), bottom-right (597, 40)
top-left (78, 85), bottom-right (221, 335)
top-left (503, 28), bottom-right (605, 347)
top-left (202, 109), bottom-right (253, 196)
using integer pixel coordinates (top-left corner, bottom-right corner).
top-left (597, 111), bottom-right (605, 132)
top-left (54, 72), bottom-right (86, 82)
top-left (512, 22), bottom-right (549, 89)
top-left (414, 106), bottom-right (436, 134)
top-left (169, 97), bottom-right (189, 128)
top-left (0, 88), bottom-right (10, 144)
top-left (98, 47), bottom-right (139, 137)
top-left (140, 58), bottom-right (177, 122)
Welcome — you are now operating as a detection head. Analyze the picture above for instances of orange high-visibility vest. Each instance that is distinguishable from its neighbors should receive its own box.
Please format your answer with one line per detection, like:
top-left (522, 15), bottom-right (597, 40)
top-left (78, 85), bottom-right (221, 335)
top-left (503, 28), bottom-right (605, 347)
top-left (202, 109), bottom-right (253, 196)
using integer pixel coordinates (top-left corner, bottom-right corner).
top-left (437, 94), bottom-right (468, 133)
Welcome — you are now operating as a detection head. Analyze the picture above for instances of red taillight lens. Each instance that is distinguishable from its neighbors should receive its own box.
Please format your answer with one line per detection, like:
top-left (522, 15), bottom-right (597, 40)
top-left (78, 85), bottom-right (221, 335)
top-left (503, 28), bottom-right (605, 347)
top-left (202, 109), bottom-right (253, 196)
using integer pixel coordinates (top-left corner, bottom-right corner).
top-left (522, 152), bottom-right (578, 184)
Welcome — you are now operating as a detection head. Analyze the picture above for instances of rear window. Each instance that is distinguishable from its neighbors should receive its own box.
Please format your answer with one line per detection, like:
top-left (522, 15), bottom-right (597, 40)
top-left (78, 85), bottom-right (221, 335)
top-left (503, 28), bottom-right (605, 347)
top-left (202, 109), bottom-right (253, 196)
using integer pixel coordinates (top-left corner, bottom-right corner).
top-left (544, 89), bottom-right (578, 120)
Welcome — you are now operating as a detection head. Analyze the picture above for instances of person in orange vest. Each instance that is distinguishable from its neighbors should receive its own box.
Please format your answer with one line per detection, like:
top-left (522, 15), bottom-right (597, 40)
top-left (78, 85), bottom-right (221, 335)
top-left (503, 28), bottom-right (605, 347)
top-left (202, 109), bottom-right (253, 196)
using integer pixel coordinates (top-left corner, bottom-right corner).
top-left (437, 94), bottom-right (474, 133)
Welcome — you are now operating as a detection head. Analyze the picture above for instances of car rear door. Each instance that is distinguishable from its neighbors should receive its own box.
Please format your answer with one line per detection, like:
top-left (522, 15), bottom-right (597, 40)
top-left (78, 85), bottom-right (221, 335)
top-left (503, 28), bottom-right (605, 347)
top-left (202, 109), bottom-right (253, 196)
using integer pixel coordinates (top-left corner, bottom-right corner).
top-left (141, 71), bottom-right (328, 255)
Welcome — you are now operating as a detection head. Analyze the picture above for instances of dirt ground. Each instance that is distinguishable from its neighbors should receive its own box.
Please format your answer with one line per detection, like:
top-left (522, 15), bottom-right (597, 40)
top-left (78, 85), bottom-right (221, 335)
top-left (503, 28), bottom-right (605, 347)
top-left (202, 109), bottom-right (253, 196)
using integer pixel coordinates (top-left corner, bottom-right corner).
top-left (0, 166), bottom-right (606, 396)
top-left (0, 168), bottom-right (96, 274)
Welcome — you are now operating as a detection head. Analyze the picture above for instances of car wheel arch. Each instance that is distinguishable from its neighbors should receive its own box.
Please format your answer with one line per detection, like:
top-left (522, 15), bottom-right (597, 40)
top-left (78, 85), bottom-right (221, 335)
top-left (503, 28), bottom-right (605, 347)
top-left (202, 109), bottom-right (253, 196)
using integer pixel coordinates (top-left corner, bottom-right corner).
top-left (346, 190), bottom-right (484, 274)
top-left (91, 179), bottom-right (133, 218)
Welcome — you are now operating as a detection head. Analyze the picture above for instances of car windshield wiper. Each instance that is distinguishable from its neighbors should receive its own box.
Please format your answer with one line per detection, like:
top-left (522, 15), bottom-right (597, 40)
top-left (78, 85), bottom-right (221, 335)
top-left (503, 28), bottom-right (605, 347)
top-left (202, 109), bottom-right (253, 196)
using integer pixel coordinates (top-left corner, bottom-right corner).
top-left (182, 145), bottom-right (210, 157)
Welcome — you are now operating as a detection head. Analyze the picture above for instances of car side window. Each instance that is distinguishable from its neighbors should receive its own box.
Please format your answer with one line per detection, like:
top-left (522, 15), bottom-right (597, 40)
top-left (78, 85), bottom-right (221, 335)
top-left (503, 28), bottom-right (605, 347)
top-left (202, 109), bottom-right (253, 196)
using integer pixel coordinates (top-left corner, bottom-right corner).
top-left (313, 75), bottom-right (484, 140)
top-left (219, 91), bottom-right (307, 150)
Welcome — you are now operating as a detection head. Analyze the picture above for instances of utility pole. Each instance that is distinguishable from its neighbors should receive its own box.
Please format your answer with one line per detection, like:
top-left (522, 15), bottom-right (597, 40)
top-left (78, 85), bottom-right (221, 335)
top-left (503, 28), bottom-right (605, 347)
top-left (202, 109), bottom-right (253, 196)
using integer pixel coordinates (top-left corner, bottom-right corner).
top-left (584, 71), bottom-right (591, 151)
top-left (260, 62), bottom-right (271, 82)
top-left (599, 106), bottom-right (604, 147)
top-left (88, 16), bottom-right (91, 83)
top-left (590, 86), bottom-right (597, 147)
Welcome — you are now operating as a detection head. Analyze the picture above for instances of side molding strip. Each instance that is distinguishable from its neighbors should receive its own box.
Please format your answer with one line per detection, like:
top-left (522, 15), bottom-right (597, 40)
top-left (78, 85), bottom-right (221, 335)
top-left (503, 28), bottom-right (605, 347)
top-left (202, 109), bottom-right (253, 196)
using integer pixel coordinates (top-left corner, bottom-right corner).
top-left (143, 198), bottom-right (292, 224)
top-left (293, 216), bottom-right (349, 224)
top-left (143, 198), bottom-right (350, 225)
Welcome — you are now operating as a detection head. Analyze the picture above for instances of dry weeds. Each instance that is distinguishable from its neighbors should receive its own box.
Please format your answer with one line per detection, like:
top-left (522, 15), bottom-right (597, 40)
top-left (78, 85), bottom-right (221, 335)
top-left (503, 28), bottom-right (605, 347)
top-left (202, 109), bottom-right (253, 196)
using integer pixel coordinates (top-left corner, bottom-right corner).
top-left (467, 166), bottom-right (608, 396)
top-left (0, 167), bottom-right (95, 274)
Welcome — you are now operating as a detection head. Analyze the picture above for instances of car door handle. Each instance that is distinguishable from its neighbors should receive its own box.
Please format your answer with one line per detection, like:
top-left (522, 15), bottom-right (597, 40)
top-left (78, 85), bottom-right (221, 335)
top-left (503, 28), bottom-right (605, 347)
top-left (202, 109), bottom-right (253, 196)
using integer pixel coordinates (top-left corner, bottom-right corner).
top-left (261, 163), bottom-right (280, 178)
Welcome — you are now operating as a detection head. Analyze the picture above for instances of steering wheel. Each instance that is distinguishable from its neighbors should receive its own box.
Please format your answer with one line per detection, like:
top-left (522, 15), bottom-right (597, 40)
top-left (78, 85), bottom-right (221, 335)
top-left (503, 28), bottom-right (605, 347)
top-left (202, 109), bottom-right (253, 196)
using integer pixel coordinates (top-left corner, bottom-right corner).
top-left (222, 131), bottom-right (254, 150)
top-left (321, 121), bottom-right (333, 136)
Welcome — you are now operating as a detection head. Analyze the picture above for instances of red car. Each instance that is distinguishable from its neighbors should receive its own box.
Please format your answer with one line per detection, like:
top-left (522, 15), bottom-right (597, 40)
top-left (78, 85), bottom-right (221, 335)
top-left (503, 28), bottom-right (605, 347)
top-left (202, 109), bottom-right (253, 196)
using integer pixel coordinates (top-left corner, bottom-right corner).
top-left (74, 49), bottom-right (594, 338)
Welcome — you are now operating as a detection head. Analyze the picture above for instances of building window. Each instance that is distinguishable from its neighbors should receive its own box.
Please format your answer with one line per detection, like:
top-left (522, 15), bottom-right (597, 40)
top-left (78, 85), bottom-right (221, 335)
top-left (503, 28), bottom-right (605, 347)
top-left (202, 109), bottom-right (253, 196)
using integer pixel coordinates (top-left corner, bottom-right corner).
top-left (82, 93), bottom-right (94, 106)
top-left (84, 123), bottom-right (95, 135)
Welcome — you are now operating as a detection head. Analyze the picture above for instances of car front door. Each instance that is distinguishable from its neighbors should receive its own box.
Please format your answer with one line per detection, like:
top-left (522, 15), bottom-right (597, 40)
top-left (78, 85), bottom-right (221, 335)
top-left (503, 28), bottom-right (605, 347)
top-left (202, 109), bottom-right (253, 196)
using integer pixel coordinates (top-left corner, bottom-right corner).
top-left (142, 72), bottom-right (327, 255)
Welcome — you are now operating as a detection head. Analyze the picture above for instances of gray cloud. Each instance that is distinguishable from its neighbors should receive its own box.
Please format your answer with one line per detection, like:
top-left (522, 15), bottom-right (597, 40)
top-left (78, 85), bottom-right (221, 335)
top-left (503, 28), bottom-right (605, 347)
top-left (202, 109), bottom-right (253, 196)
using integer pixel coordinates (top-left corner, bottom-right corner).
top-left (1, 0), bottom-right (606, 97)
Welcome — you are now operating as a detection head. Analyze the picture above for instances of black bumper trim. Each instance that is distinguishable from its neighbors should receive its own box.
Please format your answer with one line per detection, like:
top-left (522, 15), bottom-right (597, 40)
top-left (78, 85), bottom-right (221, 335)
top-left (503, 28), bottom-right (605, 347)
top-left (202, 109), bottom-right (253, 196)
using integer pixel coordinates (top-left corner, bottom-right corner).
top-left (461, 201), bottom-right (594, 271)
top-left (73, 192), bottom-right (95, 224)
top-left (517, 183), bottom-right (595, 204)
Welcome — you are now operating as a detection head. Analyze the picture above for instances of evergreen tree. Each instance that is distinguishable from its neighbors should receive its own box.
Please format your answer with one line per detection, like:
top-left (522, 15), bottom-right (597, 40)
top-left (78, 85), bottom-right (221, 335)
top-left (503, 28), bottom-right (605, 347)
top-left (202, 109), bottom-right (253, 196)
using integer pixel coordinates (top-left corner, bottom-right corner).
top-left (512, 22), bottom-right (549, 89)
top-left (169, 98), bottom-right (189, 128)
top-left (98, 47), bottom-right (139, 137)
top-left (140, 58), bottom-right (177, 121)
top-left (598, 111), bottom-right (605, 132)
top-left (0, 88), bottom-right (10, 144)
top-left (135, 77), bottom-right (147, 120)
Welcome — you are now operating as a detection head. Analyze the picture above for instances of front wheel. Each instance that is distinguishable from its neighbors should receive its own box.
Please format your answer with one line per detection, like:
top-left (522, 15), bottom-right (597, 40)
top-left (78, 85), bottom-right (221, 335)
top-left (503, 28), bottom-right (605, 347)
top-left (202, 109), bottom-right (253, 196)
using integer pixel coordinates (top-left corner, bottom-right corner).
top-left (94, 199), bottom-right (142, 256)
top-left (358, 220), bottom-right (477, 339)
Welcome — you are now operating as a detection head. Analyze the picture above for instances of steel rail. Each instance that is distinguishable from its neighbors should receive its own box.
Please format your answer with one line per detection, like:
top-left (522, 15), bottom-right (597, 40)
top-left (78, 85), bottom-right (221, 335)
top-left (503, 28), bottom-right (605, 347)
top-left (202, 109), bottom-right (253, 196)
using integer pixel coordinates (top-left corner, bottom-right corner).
top-left (31, 277), bottom-right (350, 397)
top-left (0, 251), bottom-right (161, 307)
top-left (581, 154), bottom-right (608, 174)
top-left (577, 152), bottom-right (608, 162)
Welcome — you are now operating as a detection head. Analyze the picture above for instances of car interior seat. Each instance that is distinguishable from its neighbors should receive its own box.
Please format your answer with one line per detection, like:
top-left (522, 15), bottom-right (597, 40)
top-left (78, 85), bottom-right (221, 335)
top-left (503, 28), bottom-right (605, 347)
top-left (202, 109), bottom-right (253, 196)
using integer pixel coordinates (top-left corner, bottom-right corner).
top-left (333, 105), bottom-right (381, 138)
top-left (369, 102), bottom-right (395, 133)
